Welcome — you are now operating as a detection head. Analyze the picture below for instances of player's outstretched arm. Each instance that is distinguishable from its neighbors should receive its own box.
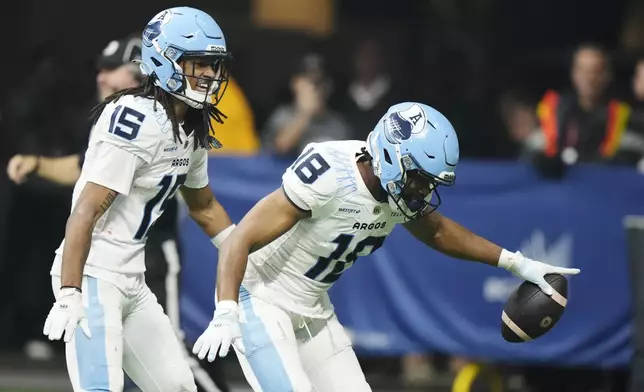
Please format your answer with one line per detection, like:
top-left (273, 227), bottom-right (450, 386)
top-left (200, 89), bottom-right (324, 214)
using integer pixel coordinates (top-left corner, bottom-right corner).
top-left (6, 154), bottom-right (81, 186)
top-left (403, 211), bottom-right (580, 294)
top-left (403, 211), bottom-right (502, 266)
top-left (180, 185), bottom-right (233, 239)
top-left (192, 187), bottom-right (308, 362)
top-left (217, 187), bottom-right (309, 302)
top-left (60, 183), bottom-right (118, 289)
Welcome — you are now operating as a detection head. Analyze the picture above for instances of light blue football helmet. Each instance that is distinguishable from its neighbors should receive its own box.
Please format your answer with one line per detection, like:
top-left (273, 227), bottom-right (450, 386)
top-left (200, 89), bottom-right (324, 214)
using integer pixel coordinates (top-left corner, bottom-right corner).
top-left (140, 7), bottom-right (231, 109)
top-left (366, 102), bottom-right (460, 219)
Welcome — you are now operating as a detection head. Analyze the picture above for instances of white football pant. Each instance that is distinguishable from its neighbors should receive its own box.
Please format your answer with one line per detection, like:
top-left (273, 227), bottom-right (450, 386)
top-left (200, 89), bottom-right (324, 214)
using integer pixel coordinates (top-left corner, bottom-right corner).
top-left (51, 275), bottom-right (197, 392)
top-left (235, 287), bottom-right (371, 392)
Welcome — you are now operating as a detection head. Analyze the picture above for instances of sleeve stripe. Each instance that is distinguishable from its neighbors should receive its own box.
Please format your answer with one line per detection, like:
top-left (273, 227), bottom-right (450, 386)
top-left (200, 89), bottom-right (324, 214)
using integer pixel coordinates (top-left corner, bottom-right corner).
top-left (281, 184), bottom-right (311, 213)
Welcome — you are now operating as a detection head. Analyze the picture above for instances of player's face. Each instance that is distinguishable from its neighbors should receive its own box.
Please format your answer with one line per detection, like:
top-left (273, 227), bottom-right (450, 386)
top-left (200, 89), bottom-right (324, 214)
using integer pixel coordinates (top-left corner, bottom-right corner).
top-left (96, 65), bottom-right (139, 101)
top-left (400, 170), bottom-right (435, 210)
top-left (181, 58), bottom-right (222, 93)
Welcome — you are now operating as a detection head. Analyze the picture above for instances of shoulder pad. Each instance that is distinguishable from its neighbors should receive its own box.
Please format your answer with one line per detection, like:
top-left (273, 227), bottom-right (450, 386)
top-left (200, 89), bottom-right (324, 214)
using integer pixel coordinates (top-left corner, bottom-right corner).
top-left (91, 96), bottom-right (167, 162)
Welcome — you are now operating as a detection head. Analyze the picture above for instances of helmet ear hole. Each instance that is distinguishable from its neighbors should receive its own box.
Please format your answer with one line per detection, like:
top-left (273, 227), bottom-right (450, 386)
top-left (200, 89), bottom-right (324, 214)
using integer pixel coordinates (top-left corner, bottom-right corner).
top-left (383, 149), bottom-right (393, 165)
top-left (140, 62), bottom-right (154, 76)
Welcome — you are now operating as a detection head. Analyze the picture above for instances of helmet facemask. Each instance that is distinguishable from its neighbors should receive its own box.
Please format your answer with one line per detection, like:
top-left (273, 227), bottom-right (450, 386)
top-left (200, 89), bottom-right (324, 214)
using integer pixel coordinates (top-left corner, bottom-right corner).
top-left (170, 51), bottom-right (231, 109)
top-left (385, 154), bottom-right (453, 220)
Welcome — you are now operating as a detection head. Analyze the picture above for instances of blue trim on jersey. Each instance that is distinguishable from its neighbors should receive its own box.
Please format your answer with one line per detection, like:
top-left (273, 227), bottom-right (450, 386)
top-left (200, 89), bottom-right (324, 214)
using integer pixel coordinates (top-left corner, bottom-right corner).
top-left (75, 277), bottom-right (110, 391)
top-left (238, 286), bottom-right (294, 391)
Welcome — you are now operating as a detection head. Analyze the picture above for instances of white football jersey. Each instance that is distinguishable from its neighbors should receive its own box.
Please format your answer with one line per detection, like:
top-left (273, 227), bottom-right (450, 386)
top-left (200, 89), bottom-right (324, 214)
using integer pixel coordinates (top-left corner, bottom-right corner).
top-left (51, 95), bottom-right (209, 284)
top-left (242, 140), bottom-right (407, 318)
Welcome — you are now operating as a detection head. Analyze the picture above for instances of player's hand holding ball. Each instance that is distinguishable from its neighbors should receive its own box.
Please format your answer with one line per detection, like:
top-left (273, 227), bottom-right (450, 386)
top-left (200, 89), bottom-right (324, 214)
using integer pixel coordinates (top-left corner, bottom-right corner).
top-left (498, 250), bottom-right (580, 295)
top-left (498, 250), bottom-right (580, 342)
top-left (193, 300), bottom-right (245, 362)
top-left (43, 288), bottom-right (91, 343)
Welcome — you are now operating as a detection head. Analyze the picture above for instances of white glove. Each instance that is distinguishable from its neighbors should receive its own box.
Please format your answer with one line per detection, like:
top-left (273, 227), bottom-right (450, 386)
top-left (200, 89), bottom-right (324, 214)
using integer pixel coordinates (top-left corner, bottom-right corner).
top-left (498, 249), bottom-right (581, 295)
top-left (192, 300), bottom-right (245, 362)
top-left (43, 287), bottom-right (91, 343)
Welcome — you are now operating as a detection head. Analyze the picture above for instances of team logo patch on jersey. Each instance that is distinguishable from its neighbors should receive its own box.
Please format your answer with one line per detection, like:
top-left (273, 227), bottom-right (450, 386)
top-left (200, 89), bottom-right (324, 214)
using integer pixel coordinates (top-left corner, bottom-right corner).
top-left (143, 10), bottom-right (172, 46)
top-left (383, 103), bottom-right (427, 144)
top-left (373, 206), bottom-right (381, 214)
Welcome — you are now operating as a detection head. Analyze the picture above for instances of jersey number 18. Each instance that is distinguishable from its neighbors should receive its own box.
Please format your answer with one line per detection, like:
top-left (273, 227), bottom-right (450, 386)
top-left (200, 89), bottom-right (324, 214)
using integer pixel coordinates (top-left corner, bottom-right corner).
top-left (292, 149), bottom-right (387, 283)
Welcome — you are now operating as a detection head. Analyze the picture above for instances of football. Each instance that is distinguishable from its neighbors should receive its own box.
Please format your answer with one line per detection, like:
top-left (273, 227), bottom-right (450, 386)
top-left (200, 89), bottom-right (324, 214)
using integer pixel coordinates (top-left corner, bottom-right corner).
top-left (501, 273), bottom-right (568, 343)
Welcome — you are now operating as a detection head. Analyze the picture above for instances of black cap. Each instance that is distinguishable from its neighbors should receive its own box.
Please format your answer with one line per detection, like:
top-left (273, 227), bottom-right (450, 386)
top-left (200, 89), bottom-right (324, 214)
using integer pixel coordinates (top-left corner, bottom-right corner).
top-left (96, 36), bottom-right (142, 71)
top-left (296, 53), bottom-right (327, 78)
top-left (294, 53), bottom-right (333, 94)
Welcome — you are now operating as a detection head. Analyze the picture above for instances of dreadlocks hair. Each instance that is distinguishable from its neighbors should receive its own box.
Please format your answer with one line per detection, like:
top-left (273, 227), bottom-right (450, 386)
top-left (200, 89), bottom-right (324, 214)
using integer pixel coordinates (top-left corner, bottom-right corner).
top-left (356, 146), bottom-right (373, 163)
top-left (90, 77), bottom-right (227, 150)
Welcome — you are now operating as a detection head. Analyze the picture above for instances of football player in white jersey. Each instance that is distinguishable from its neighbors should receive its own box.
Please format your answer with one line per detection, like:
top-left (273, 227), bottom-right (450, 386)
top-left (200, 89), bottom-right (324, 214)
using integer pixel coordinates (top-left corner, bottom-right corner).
top-left (193, 102), bottom-right (581, 391)
top-left (42, 7), bottom-right (237, 392)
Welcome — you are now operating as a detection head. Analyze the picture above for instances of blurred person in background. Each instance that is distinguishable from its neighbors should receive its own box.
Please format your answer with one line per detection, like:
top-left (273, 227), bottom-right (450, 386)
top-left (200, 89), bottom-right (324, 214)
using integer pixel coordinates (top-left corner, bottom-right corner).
top-left (524, 43), bottom-right (642, 177)
top-left (7, 33), bottom-right (230, 392)
top-left (629, 57), bottom-right (644, 143)
top-left (498, 89), bottom-right (539, 160)
top-left (7, 36), bottom-right (144, 187)
top-left (262, 53), bottom-right (352, 157)
top-left (0, 41), bottom-right (85, 362)
top-left (333, 38), bottom-right (404, 141)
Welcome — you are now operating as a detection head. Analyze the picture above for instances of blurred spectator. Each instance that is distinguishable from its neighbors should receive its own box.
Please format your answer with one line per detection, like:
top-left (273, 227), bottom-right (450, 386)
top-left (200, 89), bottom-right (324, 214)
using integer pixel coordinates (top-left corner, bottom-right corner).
top-left (6, 35), bottom-right (145, 186)
top-left (0, 45), bottom-right (83, 361)
top-left (620, 1), bottom-right (644, 57)
top-left (629, 58), bottom-right (644, 141)
top-left (208, 76), bottom-right (261, 155)
top-left (524, 43), bottom-right (641, 177)
top-left (498, 90), bottom-right (539, 160)
top-left (262, 53), bottom-right (351, 157)
top-left (334, 39), bottom-right (404, 140)
top-left (633, 58), bottom-right (644, 105)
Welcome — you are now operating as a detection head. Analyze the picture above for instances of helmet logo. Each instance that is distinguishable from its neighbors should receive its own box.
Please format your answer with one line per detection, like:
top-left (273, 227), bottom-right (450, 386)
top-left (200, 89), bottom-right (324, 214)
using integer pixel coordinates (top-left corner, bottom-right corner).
top-left (383, 103), bottom-right (427, 144)
top-left (206, 44), bottom-right (227, 53)
top-left (143, 10), bottom-right (172, 46)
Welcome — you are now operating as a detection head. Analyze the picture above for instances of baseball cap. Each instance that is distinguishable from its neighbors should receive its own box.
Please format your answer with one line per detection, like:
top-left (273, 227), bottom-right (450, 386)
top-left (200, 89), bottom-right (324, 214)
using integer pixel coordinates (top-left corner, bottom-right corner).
top-left (294, 52), bottom-right (333, 94)
top-left (96, 35), bottom-right (142, 71)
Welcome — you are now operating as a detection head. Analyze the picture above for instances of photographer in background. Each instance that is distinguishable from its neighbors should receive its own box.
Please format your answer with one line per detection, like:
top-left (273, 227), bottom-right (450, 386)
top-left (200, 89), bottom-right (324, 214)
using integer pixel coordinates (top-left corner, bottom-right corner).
top-left (262, 53), bottom-right (352, 157)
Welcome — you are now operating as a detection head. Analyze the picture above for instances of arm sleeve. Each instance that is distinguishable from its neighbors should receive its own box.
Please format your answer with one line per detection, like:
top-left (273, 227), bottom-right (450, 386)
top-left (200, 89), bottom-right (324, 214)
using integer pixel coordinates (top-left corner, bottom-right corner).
top-left (83, 141), bottom-right (145, 196)
top-left (281, 144), bottom-right (335, 219)
top-left (184, 148), bottom-right (209, 189)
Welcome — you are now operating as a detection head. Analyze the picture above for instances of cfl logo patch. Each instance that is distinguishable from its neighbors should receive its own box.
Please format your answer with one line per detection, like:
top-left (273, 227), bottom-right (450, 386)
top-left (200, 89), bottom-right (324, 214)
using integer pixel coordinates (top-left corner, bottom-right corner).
top-left (171, 158), bottom-right (189, 167)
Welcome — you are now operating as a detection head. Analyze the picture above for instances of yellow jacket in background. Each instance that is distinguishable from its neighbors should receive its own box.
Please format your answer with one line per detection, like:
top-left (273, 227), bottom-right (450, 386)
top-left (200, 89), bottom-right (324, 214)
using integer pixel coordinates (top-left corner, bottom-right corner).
top-left (209, 78), bottom-right (260, 155)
